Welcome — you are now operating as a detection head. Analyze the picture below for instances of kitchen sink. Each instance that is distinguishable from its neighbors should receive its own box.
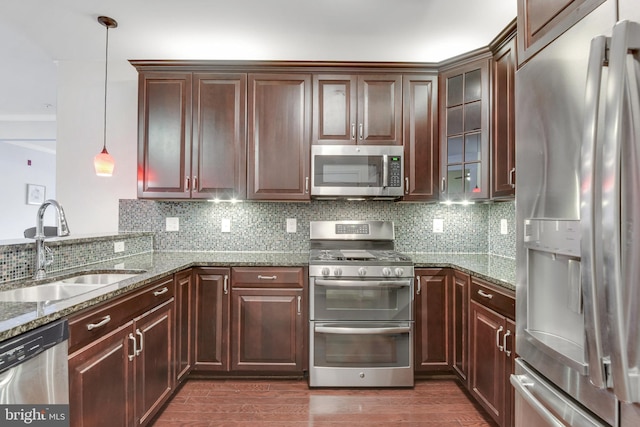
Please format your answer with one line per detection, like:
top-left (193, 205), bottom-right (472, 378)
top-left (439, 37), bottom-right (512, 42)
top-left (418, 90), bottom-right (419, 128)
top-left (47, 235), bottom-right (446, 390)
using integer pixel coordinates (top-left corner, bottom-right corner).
top-left (0, 271), bottom-right (145, 302)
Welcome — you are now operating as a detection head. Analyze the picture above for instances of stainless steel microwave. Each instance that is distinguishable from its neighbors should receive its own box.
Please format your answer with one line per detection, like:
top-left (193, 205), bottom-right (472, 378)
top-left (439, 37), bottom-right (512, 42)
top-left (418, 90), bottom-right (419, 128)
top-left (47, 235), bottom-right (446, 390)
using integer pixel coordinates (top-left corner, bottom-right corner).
top-left (310, 145), bottom-right (404, 199)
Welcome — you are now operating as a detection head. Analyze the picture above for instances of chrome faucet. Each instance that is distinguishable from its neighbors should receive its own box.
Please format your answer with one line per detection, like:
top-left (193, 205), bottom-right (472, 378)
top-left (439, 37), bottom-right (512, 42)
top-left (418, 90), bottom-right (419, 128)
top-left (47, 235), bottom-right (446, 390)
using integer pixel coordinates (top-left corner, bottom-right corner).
top-left (33, 199), bottom-right (70, 280)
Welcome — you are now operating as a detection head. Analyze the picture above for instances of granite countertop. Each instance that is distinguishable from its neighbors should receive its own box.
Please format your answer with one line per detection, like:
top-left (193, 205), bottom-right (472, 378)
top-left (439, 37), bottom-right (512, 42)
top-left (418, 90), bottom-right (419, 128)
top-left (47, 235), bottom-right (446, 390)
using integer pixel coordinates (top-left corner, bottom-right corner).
top-left (0, 251), bottom-right (514, 342)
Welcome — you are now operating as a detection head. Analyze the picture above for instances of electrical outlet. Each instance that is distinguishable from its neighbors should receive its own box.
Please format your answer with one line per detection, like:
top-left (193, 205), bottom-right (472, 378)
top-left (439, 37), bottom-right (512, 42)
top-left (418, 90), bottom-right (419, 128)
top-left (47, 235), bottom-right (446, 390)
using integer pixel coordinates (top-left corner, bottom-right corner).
top-left (221, 218), bottom-right (231, 233)
top-left (500, 219), bottom-right (508, 235)
top-left (166, 217), bottom-right (180, 231)
top-left (433, 218), bottom-right (444, 233)
top-left (286, 218), bottom-right (297, 233)
top-left (114, 241), bottom-right (125, 253)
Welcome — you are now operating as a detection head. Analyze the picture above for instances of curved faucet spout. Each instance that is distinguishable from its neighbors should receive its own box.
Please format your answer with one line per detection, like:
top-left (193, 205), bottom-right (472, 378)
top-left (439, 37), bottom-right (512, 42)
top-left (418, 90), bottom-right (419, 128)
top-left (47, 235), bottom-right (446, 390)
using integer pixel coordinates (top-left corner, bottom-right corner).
top-left (33, 199), bottom-right (71, 279)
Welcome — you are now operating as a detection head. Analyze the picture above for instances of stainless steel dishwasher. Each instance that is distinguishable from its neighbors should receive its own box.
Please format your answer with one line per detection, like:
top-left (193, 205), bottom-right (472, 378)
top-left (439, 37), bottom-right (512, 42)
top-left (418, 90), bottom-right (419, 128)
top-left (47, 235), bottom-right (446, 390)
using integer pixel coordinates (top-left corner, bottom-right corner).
top-left (0, 319), bottom-right (69, 404)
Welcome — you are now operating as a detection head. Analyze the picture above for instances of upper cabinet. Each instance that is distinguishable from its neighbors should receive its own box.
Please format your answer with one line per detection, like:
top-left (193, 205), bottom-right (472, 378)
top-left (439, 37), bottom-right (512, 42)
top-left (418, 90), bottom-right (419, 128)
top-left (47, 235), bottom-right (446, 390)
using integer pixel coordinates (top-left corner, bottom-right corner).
top-left (247, 73), bottom-right (311, 201)
top-left (136, 69), bottom-right (247, 200)
top-left (517, 0), bottom-right (606, 65)
top-left (439, 57), bottom-right (491, 201)
top-left (312, 74), bottom-right (402, 145)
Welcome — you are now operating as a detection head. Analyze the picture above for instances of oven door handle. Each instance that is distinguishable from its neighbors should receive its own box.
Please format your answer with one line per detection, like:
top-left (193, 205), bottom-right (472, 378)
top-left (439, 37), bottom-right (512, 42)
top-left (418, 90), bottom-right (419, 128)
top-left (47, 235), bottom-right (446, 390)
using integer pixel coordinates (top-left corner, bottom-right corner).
top-left (315, 325), bottom-right (411, 335)
top-left (313, 279), bottom-right (411, 288)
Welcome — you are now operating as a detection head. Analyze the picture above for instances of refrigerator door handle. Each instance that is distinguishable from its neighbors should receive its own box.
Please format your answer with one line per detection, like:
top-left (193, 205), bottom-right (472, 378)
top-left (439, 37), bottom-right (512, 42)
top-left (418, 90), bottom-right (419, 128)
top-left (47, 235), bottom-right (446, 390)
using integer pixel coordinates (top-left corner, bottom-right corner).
top-left (579, 34), bottom-right (609, 390)
top-left (602, 20), bottom-right (640, 404)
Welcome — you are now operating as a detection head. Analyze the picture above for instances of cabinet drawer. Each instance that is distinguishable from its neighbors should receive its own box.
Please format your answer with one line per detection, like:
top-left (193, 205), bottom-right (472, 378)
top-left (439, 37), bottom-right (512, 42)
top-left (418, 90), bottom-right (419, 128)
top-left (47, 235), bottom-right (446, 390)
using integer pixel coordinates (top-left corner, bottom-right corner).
top-left (470, 278), bottom-right (515, 320)
top-left (231, 267), bottom-right (304, 288)
top-left (68, 276), bottom-right (174, 353)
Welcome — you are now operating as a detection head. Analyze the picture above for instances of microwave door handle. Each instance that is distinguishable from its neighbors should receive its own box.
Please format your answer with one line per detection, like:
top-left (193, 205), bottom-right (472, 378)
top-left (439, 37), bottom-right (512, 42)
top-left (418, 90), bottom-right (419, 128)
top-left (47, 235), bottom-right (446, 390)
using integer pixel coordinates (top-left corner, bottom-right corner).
top-left (382, 155), bottom-right (389, 188)
top-left (602, 20), bottom-right (640, 403)
top-left (580, 34), bottom-right (609, 390)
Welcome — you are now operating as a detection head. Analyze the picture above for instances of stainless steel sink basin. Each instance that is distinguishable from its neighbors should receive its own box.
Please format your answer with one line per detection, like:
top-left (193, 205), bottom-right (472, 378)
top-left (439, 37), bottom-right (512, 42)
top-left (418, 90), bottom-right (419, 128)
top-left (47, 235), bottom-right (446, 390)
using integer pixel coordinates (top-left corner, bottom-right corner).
top-left (0, 283), bottom-right (106, 302)
top-left (61, 273), bottom-right (139, 285)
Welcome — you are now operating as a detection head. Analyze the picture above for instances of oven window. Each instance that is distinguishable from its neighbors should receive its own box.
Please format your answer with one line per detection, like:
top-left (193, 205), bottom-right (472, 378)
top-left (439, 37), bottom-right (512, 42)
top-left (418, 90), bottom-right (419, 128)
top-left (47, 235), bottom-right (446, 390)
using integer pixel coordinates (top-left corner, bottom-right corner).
top-left (326, 288), bottom-right (397, 310)
top-left (313, 323), bottom-right (411, 368)
top-left (314, 155), bottom-right (383, 187)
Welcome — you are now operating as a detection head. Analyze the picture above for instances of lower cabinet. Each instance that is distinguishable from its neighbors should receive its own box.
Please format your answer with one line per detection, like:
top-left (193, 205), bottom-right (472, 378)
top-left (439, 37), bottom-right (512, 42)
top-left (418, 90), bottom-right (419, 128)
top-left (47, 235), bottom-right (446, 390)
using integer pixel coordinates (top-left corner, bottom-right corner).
top-left (452, 270), bottom-right (470, 384)
top-left (68, 276), bottom-right (175, 427)
top-left (414, 268), bottom-right (450, 373)
top-left (469, 277), bottom-right (515, 427)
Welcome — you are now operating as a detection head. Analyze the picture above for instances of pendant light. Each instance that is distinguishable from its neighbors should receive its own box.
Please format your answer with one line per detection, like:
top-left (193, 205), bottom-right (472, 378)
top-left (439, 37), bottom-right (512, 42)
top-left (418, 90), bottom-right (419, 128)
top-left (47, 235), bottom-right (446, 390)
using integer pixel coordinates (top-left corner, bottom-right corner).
top-left (94, 16), bottom-right (118, 177)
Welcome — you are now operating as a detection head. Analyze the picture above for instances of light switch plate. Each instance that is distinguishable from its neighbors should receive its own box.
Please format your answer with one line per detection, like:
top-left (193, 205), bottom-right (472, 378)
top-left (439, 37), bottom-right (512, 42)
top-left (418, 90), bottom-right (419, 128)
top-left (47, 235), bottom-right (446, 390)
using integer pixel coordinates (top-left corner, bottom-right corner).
top-left (286, 218), bottom-right (297, 233)
top-left (433, 218), bottom-right (444, 233)
top-left (166, 217), bottom-right (179, 232)
top-left (114, 241), bottom-right (125, 253)
top-left (500, 219), bottom-right (508, 235)
top-left (221, 218), bottom-right (231, 233)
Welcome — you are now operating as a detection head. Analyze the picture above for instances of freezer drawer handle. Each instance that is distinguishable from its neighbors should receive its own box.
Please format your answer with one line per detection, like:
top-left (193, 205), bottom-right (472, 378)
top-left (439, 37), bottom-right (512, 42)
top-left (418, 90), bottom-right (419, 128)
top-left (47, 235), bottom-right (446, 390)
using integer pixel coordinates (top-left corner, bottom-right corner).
top-left (510, 374), bottom-right (564, 427)
top-left (477, 289), bottom-right (493, 299)
top-left (86, 315), bottom-right (111, 331)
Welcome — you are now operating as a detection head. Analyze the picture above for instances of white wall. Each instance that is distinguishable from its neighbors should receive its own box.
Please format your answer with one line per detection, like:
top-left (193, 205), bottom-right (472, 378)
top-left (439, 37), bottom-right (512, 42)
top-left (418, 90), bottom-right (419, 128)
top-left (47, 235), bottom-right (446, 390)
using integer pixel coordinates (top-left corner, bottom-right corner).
top-left (0, 142), bottom-right (56, 239)
top-left (56, 60), bottom-right (138, 235)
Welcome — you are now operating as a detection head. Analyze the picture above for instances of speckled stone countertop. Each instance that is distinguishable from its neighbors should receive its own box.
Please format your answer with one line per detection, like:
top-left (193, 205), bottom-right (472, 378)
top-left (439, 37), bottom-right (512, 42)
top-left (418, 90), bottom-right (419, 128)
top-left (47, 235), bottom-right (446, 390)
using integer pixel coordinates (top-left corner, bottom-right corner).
top-left (0, 251), bottom-right (514, 342)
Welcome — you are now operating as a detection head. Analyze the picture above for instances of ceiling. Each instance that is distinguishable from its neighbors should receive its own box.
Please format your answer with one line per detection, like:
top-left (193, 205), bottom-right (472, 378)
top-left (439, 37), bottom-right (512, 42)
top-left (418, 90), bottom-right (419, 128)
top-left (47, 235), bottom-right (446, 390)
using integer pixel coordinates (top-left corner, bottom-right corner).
top-left (0, 0), bottom-right (516, 119)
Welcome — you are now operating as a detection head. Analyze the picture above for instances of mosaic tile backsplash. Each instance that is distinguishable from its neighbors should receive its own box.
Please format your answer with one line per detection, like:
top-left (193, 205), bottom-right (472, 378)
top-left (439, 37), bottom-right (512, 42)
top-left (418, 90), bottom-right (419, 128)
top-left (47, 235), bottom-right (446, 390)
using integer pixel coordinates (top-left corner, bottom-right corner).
top-left (119, 199), bottom-right (516, 256)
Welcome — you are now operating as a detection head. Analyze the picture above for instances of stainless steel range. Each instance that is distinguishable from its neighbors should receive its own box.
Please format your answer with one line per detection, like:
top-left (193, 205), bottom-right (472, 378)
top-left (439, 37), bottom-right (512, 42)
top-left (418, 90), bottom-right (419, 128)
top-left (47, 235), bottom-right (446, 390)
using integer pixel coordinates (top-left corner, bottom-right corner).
top-left (308, 220), bottom-right (414, 387)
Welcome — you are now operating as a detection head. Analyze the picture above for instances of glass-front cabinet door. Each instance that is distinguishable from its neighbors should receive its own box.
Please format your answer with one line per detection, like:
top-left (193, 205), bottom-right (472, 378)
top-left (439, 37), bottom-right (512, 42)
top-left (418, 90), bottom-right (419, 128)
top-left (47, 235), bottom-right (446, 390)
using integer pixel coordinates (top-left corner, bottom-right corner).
top-left (439, 58), bottom-right (490, 201)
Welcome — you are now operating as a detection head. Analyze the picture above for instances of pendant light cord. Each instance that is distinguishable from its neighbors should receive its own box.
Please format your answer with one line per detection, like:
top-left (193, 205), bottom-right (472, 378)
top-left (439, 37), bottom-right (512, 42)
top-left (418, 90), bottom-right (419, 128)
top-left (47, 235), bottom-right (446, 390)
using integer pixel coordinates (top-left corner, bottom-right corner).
top-left (102, 25), bottom-right (109, 152)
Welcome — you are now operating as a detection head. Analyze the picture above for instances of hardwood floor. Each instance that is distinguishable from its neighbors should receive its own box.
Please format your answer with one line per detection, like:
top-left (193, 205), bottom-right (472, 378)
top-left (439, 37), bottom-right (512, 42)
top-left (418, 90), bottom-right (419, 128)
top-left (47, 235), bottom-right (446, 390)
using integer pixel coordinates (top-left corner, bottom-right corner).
top-left (151, 377), bottom-right (498, 426)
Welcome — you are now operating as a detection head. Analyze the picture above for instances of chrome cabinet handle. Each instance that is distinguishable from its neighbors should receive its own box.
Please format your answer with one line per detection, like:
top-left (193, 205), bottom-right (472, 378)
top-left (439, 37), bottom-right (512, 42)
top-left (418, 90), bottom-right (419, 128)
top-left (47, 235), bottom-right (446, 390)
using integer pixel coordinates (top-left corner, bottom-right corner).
top-left (441, 177), bottom-right (446, 193)
top-left (193, 175), bottom-right (198, 192)
top-left (416, 276), bottom-right (421, 295)
top-left (135, 329), bottom-right (143, 356)
top-left (305, 177), bottom-right (309, 193)
top-left (496, 326), bottom-right (504, 351)
top-left (87, 315), bottom-right (111, 331)
top-left (185, 176), bottom-right (190, 192)
top-left (503, 329), bottom-right (512, 356)
top-left (405, 177), bottom-right (409, 194)
top-left (128, 333), bottom-right (137, 361)
top-left (153, 287), bottom-right (169, 296)
top-left (477, 289), bottom-right (493, 299)
top-left (297, 296), bottom-right (301, 315)
top-left (223, 275), bottom-right (229, 295)
top-left (358, 123), bottom-right (363, 140)
top-left (509, 167), bottom-right (516, 188)
top-left (258, 275), bottom-right (277, 280)
top-left (351, 123), bottom-right (356, 140)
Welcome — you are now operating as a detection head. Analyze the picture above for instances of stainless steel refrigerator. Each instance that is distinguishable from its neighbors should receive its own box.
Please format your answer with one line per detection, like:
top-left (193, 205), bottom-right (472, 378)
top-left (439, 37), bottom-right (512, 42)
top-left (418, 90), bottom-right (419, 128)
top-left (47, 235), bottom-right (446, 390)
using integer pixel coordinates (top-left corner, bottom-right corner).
top-left (513, 0), bottom-right (640, 426)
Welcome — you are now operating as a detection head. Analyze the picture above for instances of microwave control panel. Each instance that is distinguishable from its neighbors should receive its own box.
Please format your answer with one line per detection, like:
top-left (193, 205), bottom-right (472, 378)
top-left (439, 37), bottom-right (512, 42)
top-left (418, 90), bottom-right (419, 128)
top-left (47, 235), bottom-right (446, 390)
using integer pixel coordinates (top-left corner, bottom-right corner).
top-left (388, 156), bottom-right (402, 187)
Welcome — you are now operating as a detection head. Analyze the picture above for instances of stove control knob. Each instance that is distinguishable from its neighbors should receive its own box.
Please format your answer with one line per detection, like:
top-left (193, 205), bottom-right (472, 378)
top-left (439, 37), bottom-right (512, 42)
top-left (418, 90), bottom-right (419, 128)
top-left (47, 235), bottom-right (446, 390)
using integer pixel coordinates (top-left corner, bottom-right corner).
top-left (382, 267), bottom-right (392, 277)
top-left (321, 267), bottom-right (330, 277)
top-left (394, 267), bottom-right (405, 277)
top-left (358, 267), bottom-right (367, 277)
top-left (333, 267), bottom-right (342, 277)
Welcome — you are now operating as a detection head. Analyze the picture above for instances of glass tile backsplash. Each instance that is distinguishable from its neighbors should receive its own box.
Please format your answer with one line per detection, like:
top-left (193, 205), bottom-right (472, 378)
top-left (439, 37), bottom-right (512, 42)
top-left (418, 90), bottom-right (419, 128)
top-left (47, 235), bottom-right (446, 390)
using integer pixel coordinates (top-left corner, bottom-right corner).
top-left (119, 199), bottom-right (516, 256)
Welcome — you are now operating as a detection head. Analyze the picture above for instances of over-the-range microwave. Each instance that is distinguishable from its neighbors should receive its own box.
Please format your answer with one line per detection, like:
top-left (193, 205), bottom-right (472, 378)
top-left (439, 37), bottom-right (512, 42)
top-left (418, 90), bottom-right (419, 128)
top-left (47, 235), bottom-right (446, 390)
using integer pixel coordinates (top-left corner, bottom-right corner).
top-left (310, 145), bottom-right (404, 199)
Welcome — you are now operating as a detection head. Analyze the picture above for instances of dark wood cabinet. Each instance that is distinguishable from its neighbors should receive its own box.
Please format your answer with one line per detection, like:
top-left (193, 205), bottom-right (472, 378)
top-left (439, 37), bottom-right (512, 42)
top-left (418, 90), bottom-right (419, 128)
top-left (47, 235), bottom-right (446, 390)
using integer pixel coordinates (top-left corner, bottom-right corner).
top-left (68, 276), bottom-right (175, 427)
top-left (452, 270), bottom-right (469, 384)
top-left (231, 267), bottom-right (306, 373)
top-left (491, 32), bottom-right (517, 199)
top-left (174, 269), bottom-right (194, 382)
top-left (517, 0), bottom-right (606, 64)
top-left (192, 267), bottom-right (230, 372)
top-left (402, 74), bottom-right (439, 201)
top-left (248, 73), bottom-right (311, 200)
top-left (312, 74), bottom-right (402, 145)
top-left (135, 69), bottom-right (246, 200)
top-left (414, 269), bottom-right (450, 373)
top-left (469, 277), bottom-right (515, 427)
top-left (439, 57), bottom-right (491, 201)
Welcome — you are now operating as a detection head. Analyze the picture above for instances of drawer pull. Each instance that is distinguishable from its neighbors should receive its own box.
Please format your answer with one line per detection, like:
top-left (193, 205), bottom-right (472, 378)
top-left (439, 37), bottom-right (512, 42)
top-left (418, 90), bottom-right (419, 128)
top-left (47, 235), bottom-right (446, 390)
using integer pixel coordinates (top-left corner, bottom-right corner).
top-left (86, 315), bottom-right (111, 331)
top-left (258, 275), bottom-right (277, 280)
top-left (153, 287), bottom-right (169, 296)
top-left (477, 289), bottom-right (493, 299)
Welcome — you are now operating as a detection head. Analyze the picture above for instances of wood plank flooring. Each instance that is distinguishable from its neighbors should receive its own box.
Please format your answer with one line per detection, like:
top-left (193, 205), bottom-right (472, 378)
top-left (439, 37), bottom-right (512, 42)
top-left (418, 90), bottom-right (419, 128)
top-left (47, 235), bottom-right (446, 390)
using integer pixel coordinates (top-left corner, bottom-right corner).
top-left (151, 377), bottom-right (498, 427)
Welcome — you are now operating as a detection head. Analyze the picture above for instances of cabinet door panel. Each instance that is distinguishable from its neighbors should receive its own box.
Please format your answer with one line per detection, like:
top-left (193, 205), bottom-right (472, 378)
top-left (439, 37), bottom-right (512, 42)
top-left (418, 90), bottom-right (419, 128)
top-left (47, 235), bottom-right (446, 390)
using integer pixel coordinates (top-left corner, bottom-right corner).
top-left (358, 75), bottom-right (402, 145)
top-left (192, 73), bottom-right (247, 200)
top-left (248, 73), bottom-right (311, 200)
top-left (193, 268), bottom-right (230, 371)
top-left (231, 289), bottom-right (304, 372)
top-left (138, 73), bottom-right (192, 198)
top-left (134, 299), bottom-right (174, 426)
top-left (452, 271), bottom-right (469, 383)
top-left (414, 269), bottom-right (450, 372)
top-left (69, 322), bottom-right (134, 427)
top-left (313, 75), bottom-right (357, 145)
top-left (175, 270), bottom-right (193, 382)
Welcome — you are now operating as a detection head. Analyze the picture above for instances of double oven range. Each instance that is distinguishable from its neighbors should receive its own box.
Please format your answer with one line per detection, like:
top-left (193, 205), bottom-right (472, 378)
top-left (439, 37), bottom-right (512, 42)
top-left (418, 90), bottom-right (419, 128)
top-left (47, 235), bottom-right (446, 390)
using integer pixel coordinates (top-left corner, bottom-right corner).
top-left (308, 220), bottom-right (414, 387)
